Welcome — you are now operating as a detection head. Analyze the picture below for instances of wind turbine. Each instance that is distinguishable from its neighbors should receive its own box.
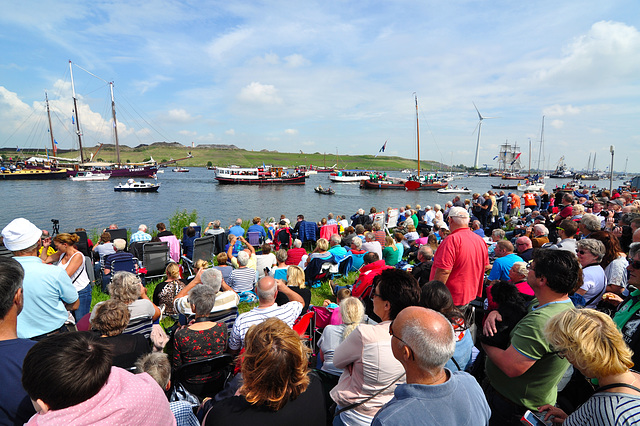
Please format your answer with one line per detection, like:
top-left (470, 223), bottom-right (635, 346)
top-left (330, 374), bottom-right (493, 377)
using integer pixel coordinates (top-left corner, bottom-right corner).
top-left (472, 102), bottom-right (499, 169)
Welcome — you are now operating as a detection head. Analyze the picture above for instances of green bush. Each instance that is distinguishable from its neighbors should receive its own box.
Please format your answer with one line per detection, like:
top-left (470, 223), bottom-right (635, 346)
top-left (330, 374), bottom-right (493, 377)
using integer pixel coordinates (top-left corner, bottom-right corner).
top-left (169, 209), bottom-right (200, 237)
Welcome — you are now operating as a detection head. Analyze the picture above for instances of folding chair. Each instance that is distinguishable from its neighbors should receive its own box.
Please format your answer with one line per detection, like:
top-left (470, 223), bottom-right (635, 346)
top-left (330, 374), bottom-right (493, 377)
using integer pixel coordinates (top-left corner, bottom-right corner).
top-left (142, 241), bottom-right (170, 280)
top-left (185, 306), bottom-right (238, 335)
top-left (181, 234), bottom-right (215, 277)
top-left (172, 354), bottom-right (234, 399)
top-left (247, 231), bottom-right (261, 248)
top-left (305, 256), bottom-right (338, 287)
top-left (334, 255), bottom-right (353, 279)
top-left (69, 231), bottom-right (91, 256)
top-left (123, 315), bottom-right (153, 339)
top-left (372, 212), bottom-right (385, 230)
top-left (212, 232), bottom-right (227, 255)
top-left (159, 235), bottom-right (181, 263)
top-left (293, 311), bottom-right (316, 355)
top-left (319, 224), bottom-right (338, 241)
top-left (182, 226), bottom-right (202, 240)
top-left (110, 257), bottom-right (139, 274)
top-left (128, 241), bottom-right (145, 260)
top-left (385, 209), bottom-right (399, 235)
top-left (84, 255), bottom-right (96, 288)
top-left (108, 228), bottom-right (128, 250)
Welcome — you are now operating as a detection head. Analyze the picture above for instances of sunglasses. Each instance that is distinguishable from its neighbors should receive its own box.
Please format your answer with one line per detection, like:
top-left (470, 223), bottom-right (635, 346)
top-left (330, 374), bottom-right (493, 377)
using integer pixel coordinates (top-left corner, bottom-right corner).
top-left (389, 320), bottom-right (415, 360)
top-left (577, 250), bottom-right (591, 255)
top-left (629, 260), bottom-right (640, 270)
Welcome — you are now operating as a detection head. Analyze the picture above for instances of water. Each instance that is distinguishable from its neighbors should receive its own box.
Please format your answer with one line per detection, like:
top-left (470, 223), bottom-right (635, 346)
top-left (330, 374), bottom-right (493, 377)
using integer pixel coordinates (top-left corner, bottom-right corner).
top-left (0, 168), bottom-right (627, 235)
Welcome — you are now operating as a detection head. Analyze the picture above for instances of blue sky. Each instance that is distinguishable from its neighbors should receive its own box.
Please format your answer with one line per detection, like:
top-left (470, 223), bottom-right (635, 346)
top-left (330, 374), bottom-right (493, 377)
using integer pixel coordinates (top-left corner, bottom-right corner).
top-left (1, 0), bottom-right (639, 172)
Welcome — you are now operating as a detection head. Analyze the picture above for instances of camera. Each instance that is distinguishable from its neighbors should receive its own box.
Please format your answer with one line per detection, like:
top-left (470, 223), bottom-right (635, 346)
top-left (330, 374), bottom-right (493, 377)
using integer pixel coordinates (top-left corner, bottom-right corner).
top-left (51, 219), bottom-right (59, 224)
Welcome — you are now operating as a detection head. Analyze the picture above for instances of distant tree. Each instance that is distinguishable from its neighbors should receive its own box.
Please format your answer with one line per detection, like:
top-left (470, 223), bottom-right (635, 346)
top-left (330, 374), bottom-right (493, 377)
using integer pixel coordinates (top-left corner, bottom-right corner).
top-left (161, 158), bottom-right (168, 163)
top-left (96, 158), bottom-right (104, 162)
top-left (126, 159), bottom-right (131, 163)
top-left (207, 161), bottom-right (212, 167)
top-left (143, 157), bottom-right (151, 162)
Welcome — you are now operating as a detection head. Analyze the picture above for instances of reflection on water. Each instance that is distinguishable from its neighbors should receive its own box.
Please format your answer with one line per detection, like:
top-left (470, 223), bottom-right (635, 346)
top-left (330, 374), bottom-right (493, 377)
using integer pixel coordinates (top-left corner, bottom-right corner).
top-left (0, 168), bottom-right (626, 234)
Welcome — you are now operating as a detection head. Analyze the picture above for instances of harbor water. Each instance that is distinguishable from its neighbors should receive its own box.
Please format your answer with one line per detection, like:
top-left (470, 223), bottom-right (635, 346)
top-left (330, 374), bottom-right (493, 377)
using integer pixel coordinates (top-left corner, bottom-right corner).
top-left (0, 168), bottom-right (628, 235)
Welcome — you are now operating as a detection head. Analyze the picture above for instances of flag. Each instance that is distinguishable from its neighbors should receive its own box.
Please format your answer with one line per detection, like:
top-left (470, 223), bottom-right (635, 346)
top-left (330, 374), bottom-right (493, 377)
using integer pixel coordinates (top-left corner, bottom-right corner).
top-left (374, 140), bottom-right (387, 158)
top-left (492, 155), bottom-right (498, 160)
top-left (72, 114), bottom-right (75, 124)
top-left (53, 139), bottom-right (58, 153)
top-left (16, 147), bottom-right (20, 152)
top-left (510, 152), bottom-right (521, 166)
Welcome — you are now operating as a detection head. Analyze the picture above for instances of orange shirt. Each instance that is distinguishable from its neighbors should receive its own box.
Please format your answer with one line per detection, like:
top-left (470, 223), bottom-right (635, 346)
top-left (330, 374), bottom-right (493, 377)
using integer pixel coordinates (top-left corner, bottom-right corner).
top-left (511, 194), bottom-right (521, 209)
top-left (523, 193), bottom-right (536, 207)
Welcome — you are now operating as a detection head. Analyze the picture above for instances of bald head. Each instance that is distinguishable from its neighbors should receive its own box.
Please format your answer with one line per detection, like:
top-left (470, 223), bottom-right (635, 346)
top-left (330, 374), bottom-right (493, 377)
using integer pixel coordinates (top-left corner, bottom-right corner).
top-left (515, 236), bottom-right (532, 252)
top-left (392, 307), bottom-right (455, 374)
top-left (255, 276), bottom-right (277, 303)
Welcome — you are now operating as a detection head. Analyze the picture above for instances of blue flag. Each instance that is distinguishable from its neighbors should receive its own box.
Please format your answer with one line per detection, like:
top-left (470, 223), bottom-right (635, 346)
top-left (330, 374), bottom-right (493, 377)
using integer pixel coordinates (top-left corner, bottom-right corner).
top-left (72, 114), bottom-right (75, 124)
top-left (375, 140), bottom-right (387, 158)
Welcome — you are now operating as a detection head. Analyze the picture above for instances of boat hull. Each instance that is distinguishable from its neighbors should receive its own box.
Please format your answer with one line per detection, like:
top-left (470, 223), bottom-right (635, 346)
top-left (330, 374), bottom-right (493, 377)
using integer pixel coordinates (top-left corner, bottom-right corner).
top-left (67, 165), bottom-right (158, 178)
top-left (1, 170), bottom-right (68, 180)
top-left (360, 180), bottom-right (447, 190)
top-left (114, 185), bottom-right (160, 192)
top-left (215, 175), bottom-right (307, 185)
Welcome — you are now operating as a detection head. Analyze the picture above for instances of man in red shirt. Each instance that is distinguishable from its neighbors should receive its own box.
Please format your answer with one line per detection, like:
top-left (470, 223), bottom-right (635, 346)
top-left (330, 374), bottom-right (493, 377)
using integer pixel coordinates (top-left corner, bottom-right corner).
top-left (509, 193), bottom-right (521, 215)
top-left (430, 207), bottom-right (489, 308)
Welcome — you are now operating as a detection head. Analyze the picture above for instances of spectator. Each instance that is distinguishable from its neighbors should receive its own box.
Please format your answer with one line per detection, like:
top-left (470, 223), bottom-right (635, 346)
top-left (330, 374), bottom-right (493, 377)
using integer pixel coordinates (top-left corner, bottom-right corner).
top-left (514, 236), bottom-right (534, 262)
top-left (152, 263), bottom-right (186, 316)
top-left (411, 245), bottom-right (433, 285)
top-left (362, 232), bottom-right (383, 260)
top-left (1, 218), bottom-right (78, 339)
top-left (539, 309), bottom-right (640, 425)
top-left (487, 241), bottom-right (523, 282)
top-left (90, 299), bottom-right (151, 370)
top-left (430, 207), bottom-right (489, 308)
top-left (246, 216), bottom-right (267, 241)
top-left (286, 239), bottom-right (307, 266)
top-left (274, 265), bottom-right (311, 314)
top-left (228, 218), bottom-right (245, 238)
top-left (372, 306), bottom-right (490, 426)
top-left (269, 249), bottom-right (290, 280)
top-left (102, 238), bottom-right (138, 292)
top-left (204, 220), bottom-right (225, 236)
top-left (202, 318), bottom-right (326, 425)
top-left (130, 224), bottom-right (152, 243)
top-left (21, 332), bottom-right (174, 425)
top-left (328, 234), bottom-right (348, 262)
top-left (227, 250), bottom-right (258, 298)
top-left (348, 237), bottom-right (367, 271)
top-left (255, 243), bottom-right (277, 279)
top-left (41, 232), bottom-right (92, 320)
top-left (382, 235), bottom-right (401, 266)
top-left (173, 268), bottom-right (238, 319)
top-left (482, 249), bottom-right (581, 425)
top-left (228, 277), bottom-right (303, 352)
top-left (182, 226), bottom-right (197, 260)
top-left (330, 269), bottom-right (420, 425)
top-left (0, 257), bottom-right (37, 424)
top-left (590, 231), bottom-right (629, 295)
top-left (350, 252), bottom-right (393, 302)
top-left (304, 238), bottom-right (332, 268)
top-left (575, 238), bottom-right (607, 308)
top-left (553, 219), bottom-right (578, 254)
top-left (172, 285), bottom-right (227, 394)
top-left (135, 353), bottom-right (199, 426)
top-left (156, 222), bottom-right (173, 237)
top-left (531, 224), bottom-right (550, 248)
top-left (93, 231), bottom-right (115, 268)
top-left (91, 271), bottom-right (161, 323)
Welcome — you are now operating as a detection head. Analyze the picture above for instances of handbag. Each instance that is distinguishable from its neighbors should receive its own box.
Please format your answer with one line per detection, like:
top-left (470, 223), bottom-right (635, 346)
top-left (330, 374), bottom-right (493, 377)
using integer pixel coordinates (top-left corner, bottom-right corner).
top-left (169, 382), bottom-right (200, 407)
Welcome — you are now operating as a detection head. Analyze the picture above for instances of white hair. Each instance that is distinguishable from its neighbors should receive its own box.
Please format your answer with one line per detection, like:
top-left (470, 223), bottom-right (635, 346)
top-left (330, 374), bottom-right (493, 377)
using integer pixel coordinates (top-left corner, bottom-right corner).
top-left (237, 250), bottom-right (250, 266)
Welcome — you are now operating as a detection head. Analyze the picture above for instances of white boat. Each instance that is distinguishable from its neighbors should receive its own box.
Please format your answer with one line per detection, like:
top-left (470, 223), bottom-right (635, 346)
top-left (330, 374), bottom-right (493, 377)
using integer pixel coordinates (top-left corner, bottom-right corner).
top-left (172, 167), bottom-right (189, 173)
top-left (517, 182), bottom-right (545, 192)
top-left (437, 187), bottom-right (471, 194)
top-left (114, 179), bottom-right (160, 192)
top-left (68, 171), bottom-right (110, 181)
top-left (329, 170), bottom-right (376, 182)
top-left (215, 166), bottom-right (307, 185)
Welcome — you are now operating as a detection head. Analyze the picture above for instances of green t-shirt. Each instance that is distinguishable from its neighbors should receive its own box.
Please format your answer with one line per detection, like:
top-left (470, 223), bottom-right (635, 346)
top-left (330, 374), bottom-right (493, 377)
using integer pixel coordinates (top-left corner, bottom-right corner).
top-left (382, 245), bottom-right (402, 266)
top-left (485, 298), bottom-right (573, 410)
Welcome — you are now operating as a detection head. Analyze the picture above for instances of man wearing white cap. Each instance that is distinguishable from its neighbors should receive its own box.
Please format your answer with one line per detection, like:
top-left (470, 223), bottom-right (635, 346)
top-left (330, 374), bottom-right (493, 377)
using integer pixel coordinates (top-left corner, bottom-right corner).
top-left (1, 218), bottom-right (79, 339)
top-left (430, 207), bottom-right (489, 308)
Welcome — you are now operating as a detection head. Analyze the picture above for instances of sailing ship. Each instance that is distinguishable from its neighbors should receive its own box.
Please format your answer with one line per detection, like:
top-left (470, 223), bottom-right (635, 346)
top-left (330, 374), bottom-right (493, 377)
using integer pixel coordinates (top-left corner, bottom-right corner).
top-left (361, 94), bottom-right (447, 191)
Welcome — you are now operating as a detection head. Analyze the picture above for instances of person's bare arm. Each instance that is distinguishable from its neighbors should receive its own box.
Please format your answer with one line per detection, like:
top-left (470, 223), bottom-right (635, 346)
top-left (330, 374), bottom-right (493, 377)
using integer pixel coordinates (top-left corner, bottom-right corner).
top-left (140, 283), bottom-right (161, 321)
top-left (64, 299), bottom-right (80, 311)
top-left (220, 278), bottom-right (233, 293)
top-left (227, 236), bottom-right (236, 260)
top-left (64, 253), bottom-right (84, 278)
top-left (575, 288), bottom-right (587, 296)
top-left (277, 280), bottom-right (303, 304)
top-left (240, 236), bottom-right (255, 255)
top-left (433, 268), bottom-right (451, 284)
top-left (175, 268), bottom-right (204, 300)
top-left (482, 343), bottom-right (537, 378)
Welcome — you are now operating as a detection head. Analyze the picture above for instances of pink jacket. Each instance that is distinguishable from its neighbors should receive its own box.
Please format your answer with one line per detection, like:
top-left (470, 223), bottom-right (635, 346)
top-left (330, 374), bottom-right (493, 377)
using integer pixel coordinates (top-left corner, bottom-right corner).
top-left (26, 367), bottom-right (176, 426)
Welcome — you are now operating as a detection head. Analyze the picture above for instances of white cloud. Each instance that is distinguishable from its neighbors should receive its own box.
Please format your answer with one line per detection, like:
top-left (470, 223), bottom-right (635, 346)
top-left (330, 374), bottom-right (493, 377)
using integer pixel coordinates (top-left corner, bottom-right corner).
top-left (179, 130), bottom-right (197, 137)
top-left (284, 54), bottom-right (310, 67)
top-left (237, 82), bottom-right (283, 104)
top-left (206, 27), bottom-right (254, 62)
top-left (542, 104), bottom-right (581, 116)
top-left (284, 128), bottom-right (298, 135)
top-left (301, 140), bottom-right (315, 146)
top-left (550, 119), bottom-right (564, 129)
top-left (225, 129), bottom-right (235, 135)
top-left (162, 109), bottom-right (199, 123)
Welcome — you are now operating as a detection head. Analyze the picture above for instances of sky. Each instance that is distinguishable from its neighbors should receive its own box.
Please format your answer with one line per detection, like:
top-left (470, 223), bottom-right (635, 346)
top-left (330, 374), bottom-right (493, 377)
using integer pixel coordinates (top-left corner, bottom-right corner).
top-left (1, 0), bottom-right (639, 172)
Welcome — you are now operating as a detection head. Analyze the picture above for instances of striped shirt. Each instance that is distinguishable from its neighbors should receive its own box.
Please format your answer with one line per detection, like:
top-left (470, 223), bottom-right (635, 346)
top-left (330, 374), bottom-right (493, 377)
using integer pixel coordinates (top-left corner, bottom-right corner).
top-left (226, 267), bottom-right (258, 293)
top-left (564, 392), bottom-right (640, 426)
top-left (229, 301), bottom-right (303, 350)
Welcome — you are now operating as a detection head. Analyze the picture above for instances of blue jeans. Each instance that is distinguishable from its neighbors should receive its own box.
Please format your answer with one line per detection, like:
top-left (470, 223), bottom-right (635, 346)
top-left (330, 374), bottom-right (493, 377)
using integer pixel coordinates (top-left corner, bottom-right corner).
top-left (74, 284), bottom-right (92, 322)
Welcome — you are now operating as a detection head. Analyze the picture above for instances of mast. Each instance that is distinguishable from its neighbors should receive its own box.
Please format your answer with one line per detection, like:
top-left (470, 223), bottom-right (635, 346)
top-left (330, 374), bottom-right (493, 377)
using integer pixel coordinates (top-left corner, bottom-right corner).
top-left (528, 139), bottom-right (531, 176)
top-left (415, 93), bottom-right (420, 176)
top-left (109, 82), bottom-right (121, 165)
top-left (593, 152), bottom-right (597, 174)
top-left (45, 92), bottom-right (56, 155)
top-left (69, 60), bottom-right (85, 163)
top-left (537, 116), bottom-right (544, 173)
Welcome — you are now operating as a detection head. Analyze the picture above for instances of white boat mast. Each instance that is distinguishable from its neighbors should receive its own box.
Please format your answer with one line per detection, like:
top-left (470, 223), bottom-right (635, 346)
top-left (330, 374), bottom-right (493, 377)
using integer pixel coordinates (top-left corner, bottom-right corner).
top-left (109, 82), bottom-right (121, 165)
top-left (45, 92), bottom-right (56, 156)
top-left (69, 60), bottom-right (85, 163)
top-left (415, 93), bottom-right (420, 176)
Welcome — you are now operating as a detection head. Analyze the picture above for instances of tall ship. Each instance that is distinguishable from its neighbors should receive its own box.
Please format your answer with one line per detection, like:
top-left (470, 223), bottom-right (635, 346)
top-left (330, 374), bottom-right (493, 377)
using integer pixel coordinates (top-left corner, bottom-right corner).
top-left (497, 141), bottom-right (524, 179)
top-left (214, 166), bottom-right (307, 185)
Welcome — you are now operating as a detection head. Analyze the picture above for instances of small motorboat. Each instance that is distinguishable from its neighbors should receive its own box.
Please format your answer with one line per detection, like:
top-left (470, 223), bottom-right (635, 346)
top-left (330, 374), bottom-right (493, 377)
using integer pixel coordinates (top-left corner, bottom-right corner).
top-left (172, 167), bottom-right (189, 172)
top-left (437, 187), bottom-right (471, 194)
top-left (114, 179), bottom-right (160, 192)
top-left (68, 171), bottom-right (110, 181)
top-left (491, 184), bottom-right (518, 190)
top-left (314, 186), bottom-right (335, 195)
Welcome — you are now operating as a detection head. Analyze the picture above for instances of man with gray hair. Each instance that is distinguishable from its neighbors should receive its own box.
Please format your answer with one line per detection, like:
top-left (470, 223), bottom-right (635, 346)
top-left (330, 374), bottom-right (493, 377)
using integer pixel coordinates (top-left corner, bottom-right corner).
top-left (531, 224), bottom-right (550, 248)
top-left (328, 233), bottom-right (348, 261)
top-left (102, 238), bottom-right (138, 292)
top-left (372, 306), bottom-right (490, 425)
top-left (579, 213), bottom-right (602, 239)
top-left (130, 224), bottom-right (152, 243)
top-left (204, 219), bottom-right (225, 236)
top-left (173, 268), bottom-right (239, 319)
top-left (431, 207), bottom-right (489, 307)
top-left (362, 232), bottom-right (383, 260)
top-left (228, 276), bottom-right (303, 353)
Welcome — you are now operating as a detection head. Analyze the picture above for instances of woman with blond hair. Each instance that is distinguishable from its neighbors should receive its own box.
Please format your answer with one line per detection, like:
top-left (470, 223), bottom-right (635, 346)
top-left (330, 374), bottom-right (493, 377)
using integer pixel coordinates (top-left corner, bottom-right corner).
top-left (91, 271), bottom-right (161, 322)
top-left (152, 262), bottom-right (186, 316)
top-left (275, 265), bottom-right (311, 313)
top-left (203, 318), bottom-right (326, 425)
top-left (304, 237), bottom-right (332, 267)
top-left (538, 309), bottom-right (640, 424)
top-left (41, 232), bottom-right (91, 319)
top-left (382, 235), bottom-right (401, 266)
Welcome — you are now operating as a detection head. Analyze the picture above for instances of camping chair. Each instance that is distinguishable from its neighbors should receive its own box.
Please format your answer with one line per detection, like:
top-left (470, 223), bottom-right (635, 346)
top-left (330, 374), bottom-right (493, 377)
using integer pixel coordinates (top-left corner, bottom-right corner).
top-left (70, 231), bottom-right (91, 256)
top-left (123, 315), bottom-right (153, 339)
top-left (350, 251), bottom-right (366, 271)
top-left (247, 231), bottom-right (261, 248)
top-left (334, 255), bottom-right (353, 279)
top-left (0, 244), bottom-right (13, 258)
top-left (305, 256), bottom-right (338, 287)
top-left (186, 306), bottom-right (238, 335)
top-left (84, 255), bottom-right (96, 288)
top-left (110, 257), bottom-right (139, 274)
top-left (319, 224), bottom-right (338, 241)
top-left (142, 241), bottom-right (170, 280)
top-left (172, 354), bottom-right (234, 399)
top-left (372, 212), bottom-right (385, 230)
top-left (181, 234), bottom-right (215, 277)
top-left (273, 267), bottom-right (288, 281)
top-left (128, 241), bottom-right (145, 260)
top-left (108, 228), bottom-right (128, 249)
top-left (212, 232), bottom-right (227, 255)
top-left (159, 235), bottom-right (181, 263)
top-left (385, 209), bottom-right (399, 235)
top-left (182, 226), bottom-right (202, 240)
top-left (293, 311), bottom-right (316, 354)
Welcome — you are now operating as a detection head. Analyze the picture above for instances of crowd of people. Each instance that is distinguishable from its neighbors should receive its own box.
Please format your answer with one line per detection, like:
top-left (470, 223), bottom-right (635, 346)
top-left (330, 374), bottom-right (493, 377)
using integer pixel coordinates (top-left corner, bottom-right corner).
top-left (1, 184), bottom-right (640, 425)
